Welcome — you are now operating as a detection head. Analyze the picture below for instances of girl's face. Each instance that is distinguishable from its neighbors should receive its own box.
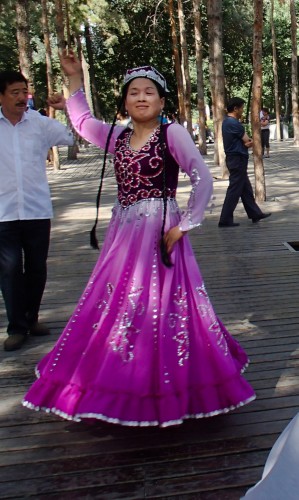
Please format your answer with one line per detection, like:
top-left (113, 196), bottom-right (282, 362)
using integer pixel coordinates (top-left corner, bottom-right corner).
top-left (125, 78), bottom-right (165, 123)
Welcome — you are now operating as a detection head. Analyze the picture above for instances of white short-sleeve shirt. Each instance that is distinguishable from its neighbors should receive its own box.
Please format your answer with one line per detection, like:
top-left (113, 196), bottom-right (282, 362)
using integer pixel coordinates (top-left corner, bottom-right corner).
top-left (0, 108), bottom-right (74, 221)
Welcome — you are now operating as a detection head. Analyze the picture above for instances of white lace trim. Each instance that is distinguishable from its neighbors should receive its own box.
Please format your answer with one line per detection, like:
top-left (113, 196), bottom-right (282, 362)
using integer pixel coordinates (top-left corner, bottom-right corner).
top-left (22, 394), bottom-right (256, 428)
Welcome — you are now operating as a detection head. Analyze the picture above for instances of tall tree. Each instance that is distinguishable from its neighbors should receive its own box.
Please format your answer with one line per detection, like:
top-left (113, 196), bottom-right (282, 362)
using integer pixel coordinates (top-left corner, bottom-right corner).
top-left (252, 0), bottom-right (266, 201)
top-left (54, 0), bottom-right (78, 160)
top-left (64, 0), bottom-right (72, 48)
top-left (41, 0), bottom-right (54, 97)
top-left (207, 0), bottom-right (226, 172)
top-left (55, 0), bottom-right (65, 52)
top-left (41, 0), bottom-right (60, 169)
top-left (84, 23), bottom-right (101, 118)
top-left (193, 0), bottom-right (207, 154)
top-left (177, 0), bottom-right (192, 134)
top-left (290, 0), bottom-right (299, 145)
top-left (168, 0), bottom-right (185, 123)
top-left (270, 0), bottom-right (281, 140)
top-left (15, 0), bottom-right (34, 83)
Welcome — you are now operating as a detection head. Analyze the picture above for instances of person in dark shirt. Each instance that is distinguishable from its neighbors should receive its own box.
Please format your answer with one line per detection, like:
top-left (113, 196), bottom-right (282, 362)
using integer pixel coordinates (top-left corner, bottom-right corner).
top-left (218, 97), bottom-right (271, 227)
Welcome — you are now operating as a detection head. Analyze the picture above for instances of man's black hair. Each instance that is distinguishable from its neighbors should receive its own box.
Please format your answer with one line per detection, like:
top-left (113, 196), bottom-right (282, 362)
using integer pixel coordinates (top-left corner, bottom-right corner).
top-left (226, 97), bottom-right (245, 113)
top-left (0, 71), bottom-right (28, 94)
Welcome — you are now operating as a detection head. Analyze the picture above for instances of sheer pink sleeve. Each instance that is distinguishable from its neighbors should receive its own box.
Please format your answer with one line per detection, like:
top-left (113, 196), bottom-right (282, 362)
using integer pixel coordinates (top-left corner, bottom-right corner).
top-left (167, 124), bottom-right (213, 231)
top-left (66, 90), bottom-right (124, 154)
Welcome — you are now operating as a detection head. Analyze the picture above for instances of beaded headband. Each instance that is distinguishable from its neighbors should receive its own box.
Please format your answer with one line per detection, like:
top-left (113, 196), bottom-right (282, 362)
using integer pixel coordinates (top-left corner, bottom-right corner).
top-left (123, 65), bottom-right (169, 92)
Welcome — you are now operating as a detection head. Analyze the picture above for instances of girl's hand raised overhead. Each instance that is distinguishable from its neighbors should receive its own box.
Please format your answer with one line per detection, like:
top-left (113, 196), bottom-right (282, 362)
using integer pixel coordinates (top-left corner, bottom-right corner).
top-left (59, 49), bottom-right (83, 94)
top-left (59, 49), bottom-right (82, 77)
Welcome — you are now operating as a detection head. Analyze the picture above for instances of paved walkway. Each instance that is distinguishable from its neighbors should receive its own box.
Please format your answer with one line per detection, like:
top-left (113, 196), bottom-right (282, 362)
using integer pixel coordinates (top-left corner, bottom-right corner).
top-left (0, 139), bottom-right (299, 499)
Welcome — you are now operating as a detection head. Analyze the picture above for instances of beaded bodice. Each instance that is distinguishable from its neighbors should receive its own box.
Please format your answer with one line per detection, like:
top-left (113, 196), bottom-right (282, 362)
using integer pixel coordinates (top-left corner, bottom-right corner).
top-left (114, 124), bottom-right (180, 208)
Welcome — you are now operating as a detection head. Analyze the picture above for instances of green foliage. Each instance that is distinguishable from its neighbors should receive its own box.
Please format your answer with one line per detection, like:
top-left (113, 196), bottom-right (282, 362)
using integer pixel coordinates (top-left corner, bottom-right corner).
top-left (222, 0), bottom-right (254, 100)
top-left (82, 0), bottom-right (176, 119)
top-left (0, 2), bottom-right (18, 72)
top-left (262, 0), bottom-right (292, 112)
top-left (1, 0), bottom-right (297, 122)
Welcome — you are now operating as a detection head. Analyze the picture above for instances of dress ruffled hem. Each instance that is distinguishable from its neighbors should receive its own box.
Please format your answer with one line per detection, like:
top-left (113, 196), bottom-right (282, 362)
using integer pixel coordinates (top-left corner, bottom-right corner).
top-left (23, 358), bottom-right (255, 428)
top-left (22, 394), bottom-right (256, 428)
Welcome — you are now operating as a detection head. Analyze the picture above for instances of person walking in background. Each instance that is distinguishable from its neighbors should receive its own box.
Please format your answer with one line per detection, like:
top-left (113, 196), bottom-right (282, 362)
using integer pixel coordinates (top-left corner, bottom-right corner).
top-left (27, 82), bottom-right (36, 110)
top-left (260, 107), bottom-right (270, 158)
top-left (218, 97), bottom-right (271, 227)
top-left (0, 70), bottom-right (74, 351)
top-left (23, 51), bottom-right (255, 427)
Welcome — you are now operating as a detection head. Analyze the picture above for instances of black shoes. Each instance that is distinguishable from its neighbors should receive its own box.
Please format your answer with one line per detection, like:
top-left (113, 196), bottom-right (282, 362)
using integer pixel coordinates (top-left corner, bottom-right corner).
top-left (4, 333), bottom-right (27, 352)
top-left (218, 222), bottom-right (240, 227)
top-left (29, 322), bottom-right (51, 336)
top-left (252, 213), bottom-right (272, 223)
top-left (218, 214), bottom-right (271, 226)
top-left (3, 322), bottom-right (50, 351)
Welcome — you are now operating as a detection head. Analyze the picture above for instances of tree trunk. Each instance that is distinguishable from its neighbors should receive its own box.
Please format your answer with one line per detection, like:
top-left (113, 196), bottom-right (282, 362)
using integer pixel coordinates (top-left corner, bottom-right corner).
top-left (246, 74), bottom-right (253, 123)
top-left (71, 35), bottom-right (88, 150)
top-left (15, 0), bottom-right (34, 83)
top-left (41, 0), bottom-right (54, 96)
top-left (81, 50), bottom-right (94, 116)
top-left (193, 0), bottom-right (207, 155)
top-left (84, 23), bottom-right (102, 118)
top-left (41, 0), bottom-right (60, 170)
top-left (168, 0), bottom-right (185, 123)
top-left (177, 0), bottom-right (192, 135)
top-left (207, 21), bottom-right (216, 134)
top-left (54, 0), bottom-right (65, 52)
top-left (64, 0), bottom-right (72, 48)
top-left (270, 0), bottom-right (281, 141)
top-left (55, 0), bottom-right (77, 160)
top-left (207, 0), bottom-right (226, 173)
top-left (290, 0), bottom-right (299, 145)
top-left (252, 0), bottom-right (266, 202)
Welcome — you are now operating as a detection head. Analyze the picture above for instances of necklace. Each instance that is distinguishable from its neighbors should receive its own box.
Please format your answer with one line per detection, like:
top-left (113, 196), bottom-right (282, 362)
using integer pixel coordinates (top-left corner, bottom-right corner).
top-left (127, 125), bottom-right (160, 152)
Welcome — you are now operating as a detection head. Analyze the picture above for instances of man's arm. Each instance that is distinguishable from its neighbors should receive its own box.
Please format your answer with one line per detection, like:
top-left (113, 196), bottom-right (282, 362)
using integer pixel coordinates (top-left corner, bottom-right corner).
top-left (42, 115), bottom-right (74, 147)
top-left (242, 132), bottom-right (253, 148)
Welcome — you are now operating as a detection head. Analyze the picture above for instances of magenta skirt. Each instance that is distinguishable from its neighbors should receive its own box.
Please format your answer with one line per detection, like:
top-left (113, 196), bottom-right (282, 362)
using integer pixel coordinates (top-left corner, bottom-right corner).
top-left (23, 199), bottom-right (255, 427)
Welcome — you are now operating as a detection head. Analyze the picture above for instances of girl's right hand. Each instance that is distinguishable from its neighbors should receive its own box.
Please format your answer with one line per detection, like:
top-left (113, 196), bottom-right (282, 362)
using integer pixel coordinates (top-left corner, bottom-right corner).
top-left (59, 49), bottom-right (82, 77)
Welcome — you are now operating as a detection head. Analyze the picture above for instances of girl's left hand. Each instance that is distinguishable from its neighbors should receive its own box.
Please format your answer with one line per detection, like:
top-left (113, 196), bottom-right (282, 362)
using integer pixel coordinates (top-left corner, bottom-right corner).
top-left (163, 226), bottom-right (186, 254)
top-left (48, 93), bottom-right (66, 110)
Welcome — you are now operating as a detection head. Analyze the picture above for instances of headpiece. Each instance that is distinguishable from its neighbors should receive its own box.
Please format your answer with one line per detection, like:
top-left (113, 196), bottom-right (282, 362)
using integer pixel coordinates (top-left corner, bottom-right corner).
top-left (123, 65), bottom-right (169, 92)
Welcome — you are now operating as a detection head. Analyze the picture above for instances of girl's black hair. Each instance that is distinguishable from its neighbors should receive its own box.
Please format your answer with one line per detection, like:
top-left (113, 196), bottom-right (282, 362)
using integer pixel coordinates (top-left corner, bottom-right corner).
top-left (158, 123), bottom-right (173, 267)
top-left (90, 78), bottom-right (172, 268)
top-left (89, 107), bottom-right (120, 249)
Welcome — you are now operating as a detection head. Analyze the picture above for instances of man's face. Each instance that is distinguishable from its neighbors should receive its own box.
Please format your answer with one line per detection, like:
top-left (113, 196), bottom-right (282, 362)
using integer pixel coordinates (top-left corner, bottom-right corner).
top-left (235, 105), bottom-right (244, 120)
top-left (0, 81), bottom-right (28, 123)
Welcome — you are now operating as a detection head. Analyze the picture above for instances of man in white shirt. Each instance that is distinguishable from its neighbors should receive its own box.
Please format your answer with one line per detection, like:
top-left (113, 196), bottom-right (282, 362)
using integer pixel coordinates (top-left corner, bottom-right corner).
top-left (0, 70), bottom-right (74, 351)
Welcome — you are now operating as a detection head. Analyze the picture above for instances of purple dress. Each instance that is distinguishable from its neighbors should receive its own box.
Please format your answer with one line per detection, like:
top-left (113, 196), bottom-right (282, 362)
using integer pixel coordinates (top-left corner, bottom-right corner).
top-left (23, 91), bottom-right (255, 427)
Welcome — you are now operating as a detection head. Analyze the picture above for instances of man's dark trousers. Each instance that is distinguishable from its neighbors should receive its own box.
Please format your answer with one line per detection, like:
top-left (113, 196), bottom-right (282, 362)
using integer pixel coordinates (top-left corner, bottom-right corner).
top-left (219, 154), bottom-right (263, 225)
top-left (0, 219), bottom-right (51, 336)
